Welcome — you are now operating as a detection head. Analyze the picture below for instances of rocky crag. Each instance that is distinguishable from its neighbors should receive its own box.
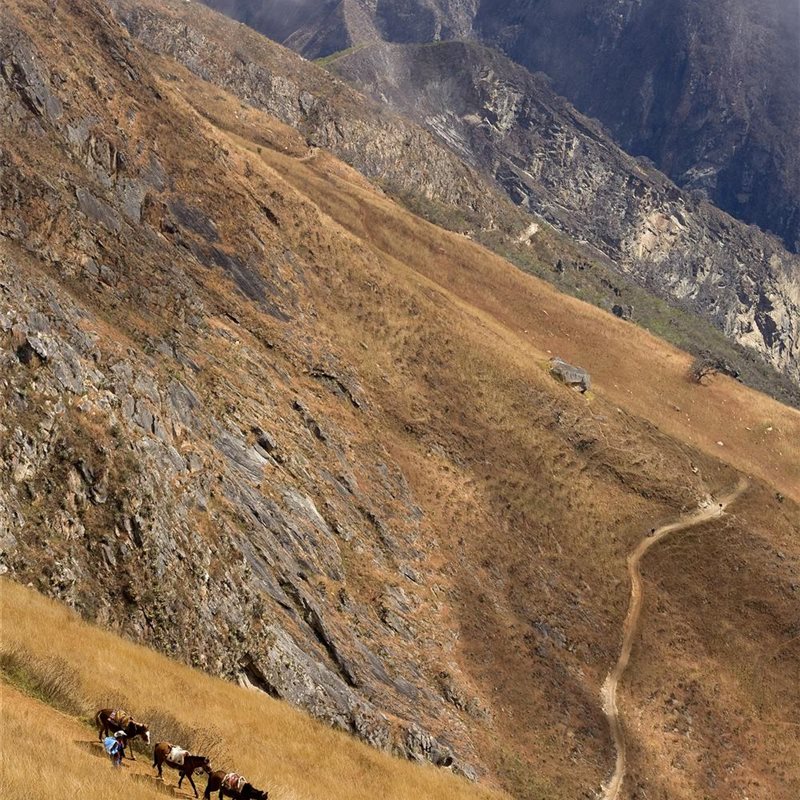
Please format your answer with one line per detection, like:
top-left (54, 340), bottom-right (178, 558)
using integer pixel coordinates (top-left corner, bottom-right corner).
top-left (473, 0), bottom-right (800, 253)
top-left (205, 0), bottom-right (800, 253)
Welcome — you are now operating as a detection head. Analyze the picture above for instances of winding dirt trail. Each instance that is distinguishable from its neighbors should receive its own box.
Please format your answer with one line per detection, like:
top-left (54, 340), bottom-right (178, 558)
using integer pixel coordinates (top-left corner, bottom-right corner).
top-left (599, 480), bottom-right (748, 800)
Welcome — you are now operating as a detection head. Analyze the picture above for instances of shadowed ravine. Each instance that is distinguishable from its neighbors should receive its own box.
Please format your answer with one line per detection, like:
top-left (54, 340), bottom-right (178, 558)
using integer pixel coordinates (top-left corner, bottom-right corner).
top-left (599, 480), bottom-right (749, 799)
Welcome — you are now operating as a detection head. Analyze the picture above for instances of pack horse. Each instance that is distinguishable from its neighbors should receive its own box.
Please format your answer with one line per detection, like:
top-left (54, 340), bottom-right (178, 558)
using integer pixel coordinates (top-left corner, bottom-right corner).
top-left (95, 708), bottom-right (150, 759)
top-left (204, 770), bottom-right (269, 800)
top-left (153, 741), bottom-right (212, 799)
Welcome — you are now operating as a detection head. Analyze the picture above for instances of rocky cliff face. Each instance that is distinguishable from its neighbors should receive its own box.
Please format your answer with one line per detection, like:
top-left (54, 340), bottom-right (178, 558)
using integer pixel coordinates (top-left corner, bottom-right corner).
top-left (205, 0), bottom-right (800, 254)
top-left (0, 0), bottom-right (469, 771)
top-left (3, 4), bottom-right (800, 800)
top-left (474, 0), bottom-right (800, 254)
top-left (329, 41), bottom-right (800, 386)
top-left (202, 0), bottom-right (480, 51)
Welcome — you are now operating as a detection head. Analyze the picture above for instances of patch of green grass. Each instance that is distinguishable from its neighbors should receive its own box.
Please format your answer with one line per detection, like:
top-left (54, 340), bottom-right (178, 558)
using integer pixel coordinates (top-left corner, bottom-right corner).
top-left (382, 186), bottom-right (492, 235)
top-left (315, 44), bottom-right (370, 68)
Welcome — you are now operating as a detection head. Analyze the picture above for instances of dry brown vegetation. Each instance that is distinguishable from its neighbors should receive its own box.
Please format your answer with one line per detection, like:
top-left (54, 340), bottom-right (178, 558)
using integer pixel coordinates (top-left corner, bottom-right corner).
top-left (0, 580), bottom-right (507, 800)
top-left (173, 70), bottom-right (800, 799)
top-left (2, 4), bottom-right (799, 800)
top-left (172, 61), bottom-right (800, 504)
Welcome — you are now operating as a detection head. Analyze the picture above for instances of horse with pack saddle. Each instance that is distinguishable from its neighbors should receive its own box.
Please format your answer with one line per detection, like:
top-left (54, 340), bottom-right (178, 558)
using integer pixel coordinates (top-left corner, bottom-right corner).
top-left (204, 770), bottom-right (269, 800)
top-left (153, 741), bottom-right (212, 798)
top-left (94, 707), bottom-right (269, 797)
top-left (95, 708), bottom-right (150, 758)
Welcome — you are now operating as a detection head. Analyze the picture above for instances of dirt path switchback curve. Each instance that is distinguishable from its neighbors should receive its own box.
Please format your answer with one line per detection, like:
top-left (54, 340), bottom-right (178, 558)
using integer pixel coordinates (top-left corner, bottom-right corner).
top-left (599, 480), bottom-right (748, 800)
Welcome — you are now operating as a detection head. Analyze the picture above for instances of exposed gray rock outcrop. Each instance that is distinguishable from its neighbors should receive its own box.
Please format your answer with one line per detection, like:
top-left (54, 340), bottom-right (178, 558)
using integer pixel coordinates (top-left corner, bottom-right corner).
top-left (0, 0), bottom-right (483, 774)
top-left (549, 358), bottom-right (591, 394)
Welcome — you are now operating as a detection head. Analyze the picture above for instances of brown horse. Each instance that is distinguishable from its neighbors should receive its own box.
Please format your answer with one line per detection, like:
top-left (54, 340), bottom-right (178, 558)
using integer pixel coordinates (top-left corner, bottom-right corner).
top-left (203, 770), bottom-right (268, 800)
top-left (95, 708), bottom-right (150, 759)
top-left (153, 741), bottom-right (211, 799)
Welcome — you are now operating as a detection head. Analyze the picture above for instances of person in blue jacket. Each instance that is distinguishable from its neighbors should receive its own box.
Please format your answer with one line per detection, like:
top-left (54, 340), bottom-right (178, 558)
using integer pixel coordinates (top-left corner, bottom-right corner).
top-left (103, 730), bottom-right (128, 766)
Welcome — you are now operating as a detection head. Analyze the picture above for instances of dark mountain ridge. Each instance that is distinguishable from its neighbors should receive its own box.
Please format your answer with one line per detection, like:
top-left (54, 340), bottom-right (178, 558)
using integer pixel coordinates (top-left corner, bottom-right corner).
top-left (474, 0), bottom-right (800, 254)
top-left (203, 0), bottom-right (800, 253)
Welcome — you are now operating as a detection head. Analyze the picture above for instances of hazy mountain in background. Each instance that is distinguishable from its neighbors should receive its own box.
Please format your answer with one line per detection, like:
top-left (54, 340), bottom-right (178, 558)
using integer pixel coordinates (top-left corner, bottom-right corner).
top-left (202, 0), bottom-right (800, 252)
top-left (473, 0), bottom-right (800, 254)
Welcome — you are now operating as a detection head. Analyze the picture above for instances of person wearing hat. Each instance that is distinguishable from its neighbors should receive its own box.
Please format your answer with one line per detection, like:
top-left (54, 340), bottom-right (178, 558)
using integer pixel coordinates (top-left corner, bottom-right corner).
top-left (103, 730), bottom-right (128, 767)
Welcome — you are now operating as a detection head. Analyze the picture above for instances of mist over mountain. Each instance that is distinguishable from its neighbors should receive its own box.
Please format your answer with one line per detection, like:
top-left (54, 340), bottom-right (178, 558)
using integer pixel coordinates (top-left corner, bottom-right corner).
top-left (473, 0), bottom-right (800, 253)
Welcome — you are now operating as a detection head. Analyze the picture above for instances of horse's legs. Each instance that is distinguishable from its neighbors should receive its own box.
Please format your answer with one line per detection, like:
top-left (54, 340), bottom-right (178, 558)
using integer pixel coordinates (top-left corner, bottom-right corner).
top-left (186, 771), bottom-right (199, 799)
top-left (178, 772), bottom-right (184, 788)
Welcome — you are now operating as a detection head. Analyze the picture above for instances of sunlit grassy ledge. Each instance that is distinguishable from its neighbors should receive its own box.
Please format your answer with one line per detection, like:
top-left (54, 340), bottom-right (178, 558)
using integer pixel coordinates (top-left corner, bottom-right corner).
top-left (0, 579), bottom-right (508, 800)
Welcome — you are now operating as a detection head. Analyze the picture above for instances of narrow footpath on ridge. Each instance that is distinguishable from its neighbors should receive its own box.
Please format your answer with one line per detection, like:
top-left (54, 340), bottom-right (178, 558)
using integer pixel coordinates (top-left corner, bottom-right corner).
top-left (599, 479), bottom-right (749, 800)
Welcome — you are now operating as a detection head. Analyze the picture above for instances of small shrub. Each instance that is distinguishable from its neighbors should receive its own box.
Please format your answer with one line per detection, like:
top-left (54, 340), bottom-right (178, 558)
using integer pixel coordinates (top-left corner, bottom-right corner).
top-left (143, 707), bottom-right (230, 767)
top-left (690, 352), bottom-right (741, 384)
top-left (0, 646), bottom-right (88, 716)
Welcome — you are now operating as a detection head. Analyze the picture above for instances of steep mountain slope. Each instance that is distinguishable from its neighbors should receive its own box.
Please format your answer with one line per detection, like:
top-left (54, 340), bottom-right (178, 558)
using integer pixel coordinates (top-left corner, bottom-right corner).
top-left (474, 0), bottom-right (800, 253)
top-left (1, 579), bottom-right (505, 800)
top-left (1, 3), bottom-right (799, 800)
top-left (112, 0), bottom-right (509, 229)
top-left (205, 0), bottom-right (800, 253)
top-left (329, 40), bottom-right (800, 387)
top-left (113, 0), bottom-right (800, 395)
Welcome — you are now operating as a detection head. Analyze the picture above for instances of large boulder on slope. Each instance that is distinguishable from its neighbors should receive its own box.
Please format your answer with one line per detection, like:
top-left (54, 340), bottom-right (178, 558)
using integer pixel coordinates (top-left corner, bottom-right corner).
top-left (549, 357), bottom-right (591, 393)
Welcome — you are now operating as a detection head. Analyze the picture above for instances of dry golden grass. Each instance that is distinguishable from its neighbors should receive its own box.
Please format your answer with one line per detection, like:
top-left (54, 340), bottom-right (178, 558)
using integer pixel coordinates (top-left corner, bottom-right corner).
top-left (0, 580), bottom-right (508, 800)
top-left (263, 148), bottom-right (800, 503)
top-left (152, 41), bottom-right (800, 509)
top-left (1, 684), bottom-right (163, 800)
top-left (155, 67), bottom-right (800, 799)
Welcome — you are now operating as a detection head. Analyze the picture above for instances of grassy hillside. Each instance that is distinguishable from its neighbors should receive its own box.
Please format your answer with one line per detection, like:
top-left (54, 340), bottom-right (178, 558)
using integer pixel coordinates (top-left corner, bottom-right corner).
top-left (2, 4), bottom-right (798, 800)
top-left (0, 579), bottom-right (506, 800)
top-left (184, 72), bottom-right (800, 502)
top-left (177, 64), bottom-right (800, 799)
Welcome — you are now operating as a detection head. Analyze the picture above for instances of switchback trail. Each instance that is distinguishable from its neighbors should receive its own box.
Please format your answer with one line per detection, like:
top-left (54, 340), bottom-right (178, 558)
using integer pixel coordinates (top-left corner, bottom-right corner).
top-left (599, 480), bottom-right (748, 800)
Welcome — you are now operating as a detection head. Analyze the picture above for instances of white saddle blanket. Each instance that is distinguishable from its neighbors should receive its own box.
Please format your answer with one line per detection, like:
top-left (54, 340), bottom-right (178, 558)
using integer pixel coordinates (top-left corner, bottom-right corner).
top-left (167, 746), bottom-right (188, 766)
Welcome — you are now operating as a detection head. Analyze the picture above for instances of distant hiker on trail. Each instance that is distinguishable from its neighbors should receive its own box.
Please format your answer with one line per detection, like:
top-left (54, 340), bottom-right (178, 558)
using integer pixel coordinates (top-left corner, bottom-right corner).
top-left (104, 731), bottom-right (128, 767)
